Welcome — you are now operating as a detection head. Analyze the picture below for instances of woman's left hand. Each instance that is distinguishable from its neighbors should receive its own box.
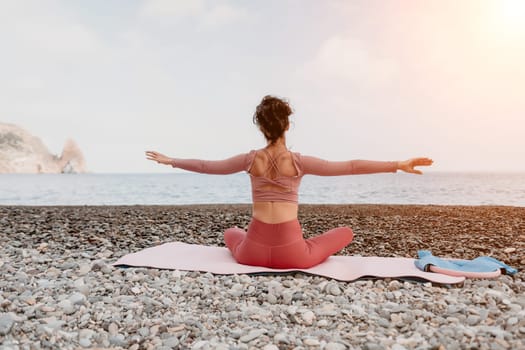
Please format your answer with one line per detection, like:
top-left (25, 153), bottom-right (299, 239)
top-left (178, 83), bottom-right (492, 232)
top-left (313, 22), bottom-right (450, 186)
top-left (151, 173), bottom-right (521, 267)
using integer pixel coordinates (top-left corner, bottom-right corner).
top-left (397, 158), bottom-right (433, 175)
top-left (145, 151), bottom-right (173, 165)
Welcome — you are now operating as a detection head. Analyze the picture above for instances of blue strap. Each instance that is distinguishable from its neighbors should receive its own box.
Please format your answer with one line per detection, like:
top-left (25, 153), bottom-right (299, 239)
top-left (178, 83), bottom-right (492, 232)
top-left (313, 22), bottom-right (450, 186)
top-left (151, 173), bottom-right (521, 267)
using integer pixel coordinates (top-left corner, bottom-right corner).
top-left (415, 250), bottom-right (517, 275)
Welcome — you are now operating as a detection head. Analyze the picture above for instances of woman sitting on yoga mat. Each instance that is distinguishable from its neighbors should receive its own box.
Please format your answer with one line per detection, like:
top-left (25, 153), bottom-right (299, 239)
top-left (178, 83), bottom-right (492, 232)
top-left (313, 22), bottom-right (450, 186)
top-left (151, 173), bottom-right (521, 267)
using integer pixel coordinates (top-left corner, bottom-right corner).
top-left (146, 95), bottom-right (433, 269)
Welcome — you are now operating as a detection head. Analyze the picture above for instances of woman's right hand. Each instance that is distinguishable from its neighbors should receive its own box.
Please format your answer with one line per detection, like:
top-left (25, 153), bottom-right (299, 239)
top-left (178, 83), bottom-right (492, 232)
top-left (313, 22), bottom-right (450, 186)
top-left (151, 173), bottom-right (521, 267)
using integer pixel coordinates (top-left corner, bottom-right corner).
top-left (145, 151), bottom-right (173, 165)
top-left (397, 157), bottom-right (433, 175)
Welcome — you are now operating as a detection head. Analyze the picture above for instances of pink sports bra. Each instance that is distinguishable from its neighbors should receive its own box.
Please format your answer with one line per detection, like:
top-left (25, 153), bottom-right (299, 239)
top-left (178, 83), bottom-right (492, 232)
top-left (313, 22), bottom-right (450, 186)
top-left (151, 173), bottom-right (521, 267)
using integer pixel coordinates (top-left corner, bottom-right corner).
top-left (248, 149), bottom-right (302, 203)
top-left (170, 149), bottom-right (398, 204)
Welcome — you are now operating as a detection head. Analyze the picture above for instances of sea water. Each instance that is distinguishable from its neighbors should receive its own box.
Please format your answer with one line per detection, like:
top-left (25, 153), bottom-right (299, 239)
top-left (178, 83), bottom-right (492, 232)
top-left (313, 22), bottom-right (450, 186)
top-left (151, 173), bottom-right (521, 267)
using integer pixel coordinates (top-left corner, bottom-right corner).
top-left (1, 172), bottom-right (524, 206)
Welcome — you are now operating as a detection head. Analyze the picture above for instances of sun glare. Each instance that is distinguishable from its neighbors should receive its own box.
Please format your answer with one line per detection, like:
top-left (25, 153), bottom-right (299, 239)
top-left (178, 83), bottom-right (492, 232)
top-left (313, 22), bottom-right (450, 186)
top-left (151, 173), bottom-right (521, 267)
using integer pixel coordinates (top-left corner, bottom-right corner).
top-left (479, 0), bottom-right (525, 43)
top-left (498, 0), bottom-right (525, 35)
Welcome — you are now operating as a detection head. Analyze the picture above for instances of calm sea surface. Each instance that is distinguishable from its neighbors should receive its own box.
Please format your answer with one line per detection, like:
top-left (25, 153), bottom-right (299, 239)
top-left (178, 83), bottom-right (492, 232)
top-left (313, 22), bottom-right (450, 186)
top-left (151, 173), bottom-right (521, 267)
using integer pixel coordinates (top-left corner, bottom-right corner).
top-left (0, 172), bottom-right (524, 207)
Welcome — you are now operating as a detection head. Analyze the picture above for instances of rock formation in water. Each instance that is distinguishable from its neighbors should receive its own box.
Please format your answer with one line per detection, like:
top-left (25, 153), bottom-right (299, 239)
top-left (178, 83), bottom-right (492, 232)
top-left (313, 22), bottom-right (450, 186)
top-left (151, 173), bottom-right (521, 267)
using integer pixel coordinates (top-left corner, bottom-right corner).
top-left (0, 122), bottom-right (87, 174)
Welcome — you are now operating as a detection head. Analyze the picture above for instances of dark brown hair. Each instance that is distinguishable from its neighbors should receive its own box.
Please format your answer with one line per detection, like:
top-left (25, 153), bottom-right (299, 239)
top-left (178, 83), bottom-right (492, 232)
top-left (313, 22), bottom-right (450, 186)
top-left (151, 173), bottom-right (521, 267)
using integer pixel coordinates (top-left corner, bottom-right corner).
top-left (253, 95), bottom-right (293, 144)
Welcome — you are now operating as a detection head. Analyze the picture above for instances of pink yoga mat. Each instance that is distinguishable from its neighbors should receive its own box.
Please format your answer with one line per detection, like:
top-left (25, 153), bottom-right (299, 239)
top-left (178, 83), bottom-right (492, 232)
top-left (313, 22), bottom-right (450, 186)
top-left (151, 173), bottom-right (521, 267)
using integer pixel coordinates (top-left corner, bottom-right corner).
top-left (112, 242), bottom-right (465, 285)
top-left (429, 265), bottom-right (502, 279)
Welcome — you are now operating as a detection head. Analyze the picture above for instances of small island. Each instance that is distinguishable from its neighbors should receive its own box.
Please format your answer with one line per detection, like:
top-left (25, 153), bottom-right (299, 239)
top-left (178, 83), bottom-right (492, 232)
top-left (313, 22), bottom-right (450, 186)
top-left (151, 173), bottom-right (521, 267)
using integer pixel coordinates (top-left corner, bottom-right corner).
top-left (0, 122), bottom-right (86, 174)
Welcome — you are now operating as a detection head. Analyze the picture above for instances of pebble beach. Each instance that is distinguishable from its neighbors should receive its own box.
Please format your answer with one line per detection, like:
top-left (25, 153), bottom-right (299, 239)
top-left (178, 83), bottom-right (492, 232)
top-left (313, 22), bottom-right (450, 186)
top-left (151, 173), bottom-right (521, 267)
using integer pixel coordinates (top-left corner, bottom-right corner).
top-left (0, 204), bottom-right (524, 350)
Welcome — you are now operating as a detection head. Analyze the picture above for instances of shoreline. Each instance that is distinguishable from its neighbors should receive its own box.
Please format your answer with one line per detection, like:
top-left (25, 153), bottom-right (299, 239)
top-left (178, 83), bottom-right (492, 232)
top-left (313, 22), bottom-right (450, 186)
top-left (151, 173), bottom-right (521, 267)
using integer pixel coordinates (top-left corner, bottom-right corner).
top-left (4, 202), bottom-right (523, 211)
top-left (1, 204), bottom-right (524, 349)
top-left (2, 202), bottom-right (525, 208)
top-left (3, 203), bottom-right (525, 206)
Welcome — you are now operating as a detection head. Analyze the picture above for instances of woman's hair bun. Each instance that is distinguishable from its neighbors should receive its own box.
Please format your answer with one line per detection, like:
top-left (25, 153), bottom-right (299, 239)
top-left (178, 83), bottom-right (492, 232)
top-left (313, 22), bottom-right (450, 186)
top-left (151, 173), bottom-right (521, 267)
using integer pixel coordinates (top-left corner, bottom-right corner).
top-left (253, 95), bottom-right (293, 144)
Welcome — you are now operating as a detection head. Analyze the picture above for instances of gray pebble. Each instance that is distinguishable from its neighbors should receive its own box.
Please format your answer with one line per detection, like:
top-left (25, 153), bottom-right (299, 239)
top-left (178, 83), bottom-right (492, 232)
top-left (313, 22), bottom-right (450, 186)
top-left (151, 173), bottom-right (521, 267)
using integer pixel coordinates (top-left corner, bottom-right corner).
top-left (274, 333), bottom-right (289, 344)
top-left (325, 342), bottom-right (347, 350)
top-left (61, 261), bottom-right (76, 269)
top-left (364, 344), bottom-right (386, 350)
top-left (78, 337), bottom-right (91, 348)
top-left (0, 313), bottom-right (14, 336)
top-left (230, 328), bottom-right (243, 339)
top-left (191, 340), bottom-right (210, 349)
top-left (303, 338), bottom-right (320, 346)
top-left (58, 300), bottom-right (75, 315)
top-left (388, 280), bottom-right (402, 291)
top-left (240, 329), bottom-right (267, 342)
top-left (391, 344), bottom-right (407, 350)
top-left (377, 318), bottom-right (390, 328)
top-left (163, 336), bottom-right (180, 348)
top-left (109, 334), bottom-right (127, 347)
top-left (91, 260), bottom-right (106, 271)
top-left (262, 345), bottom-right (279, 350)
top-left (69, 292), bottom-right (87, 305)
top-left (466, 315), bottom-right (480, 326)
top-left (317, 319), bottom-right (329, 327)
top-left (301, 310), bottom-right (315, 325)
top-left (78, 264), bottom-right (91, 275)
top-left (267, 294), bottom-right (278, 304)
top-left (507, 317), bottom-right (518, 326)
top-left (138, 326), bottom-right (150, 337)
top-left (78, 329), bottom-right (95, 339)
top-left (325, 282), bottom-right (342, 296)
top-left (108, 322), bottom-right (119, 336)
top-left (282, 291), bottom-right (293, 304)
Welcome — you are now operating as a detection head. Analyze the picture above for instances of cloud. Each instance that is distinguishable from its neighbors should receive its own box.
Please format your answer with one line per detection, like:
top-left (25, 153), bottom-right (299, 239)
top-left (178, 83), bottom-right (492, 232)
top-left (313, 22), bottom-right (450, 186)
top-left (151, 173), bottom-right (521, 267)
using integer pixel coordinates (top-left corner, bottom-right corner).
top-left (0, 0), bottom-right (107, 118)
top-left (18, 21), bottom-right (103, 57)
top-left (0, 2), bottom-right (104, 58)
top-left (12, 76), bottom-right (45, 90)
top-left (299, 36), bottom-right (398, 87)
top-left (139, 0), bottom-right (249, 27)
top-left (202, 4), bottom-right (249, 27)
top-left (139, 0), bottom-right (205, 18)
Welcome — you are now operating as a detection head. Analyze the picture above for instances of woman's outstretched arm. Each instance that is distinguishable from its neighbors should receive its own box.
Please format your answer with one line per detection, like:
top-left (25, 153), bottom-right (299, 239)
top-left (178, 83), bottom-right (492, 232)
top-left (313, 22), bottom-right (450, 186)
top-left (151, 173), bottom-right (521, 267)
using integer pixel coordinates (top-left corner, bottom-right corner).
top-left (299, 155), bottom-right (433, 176)
top-left (145, 150), bottom-right (255, 175)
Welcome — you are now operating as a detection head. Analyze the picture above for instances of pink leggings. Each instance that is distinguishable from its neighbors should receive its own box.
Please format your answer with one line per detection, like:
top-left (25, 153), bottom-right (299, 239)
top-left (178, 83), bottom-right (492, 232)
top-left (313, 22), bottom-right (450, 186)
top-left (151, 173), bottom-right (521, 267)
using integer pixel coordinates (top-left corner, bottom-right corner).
top-left (224, 218), bottom-right (354, 269)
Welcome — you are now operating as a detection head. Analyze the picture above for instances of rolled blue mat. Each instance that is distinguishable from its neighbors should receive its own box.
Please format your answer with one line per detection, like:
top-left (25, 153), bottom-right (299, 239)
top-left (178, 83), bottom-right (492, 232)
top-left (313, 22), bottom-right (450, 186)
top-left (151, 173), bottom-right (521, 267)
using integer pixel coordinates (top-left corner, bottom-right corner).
top-left (415, 250), bottom-right (517, 275)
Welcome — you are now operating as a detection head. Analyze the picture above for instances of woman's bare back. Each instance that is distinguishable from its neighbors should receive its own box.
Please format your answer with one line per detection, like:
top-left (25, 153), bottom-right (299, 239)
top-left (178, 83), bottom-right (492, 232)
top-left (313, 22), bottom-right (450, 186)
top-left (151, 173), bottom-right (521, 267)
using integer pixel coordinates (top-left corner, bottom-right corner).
top-left (249, 148), bottom-right (300, 223)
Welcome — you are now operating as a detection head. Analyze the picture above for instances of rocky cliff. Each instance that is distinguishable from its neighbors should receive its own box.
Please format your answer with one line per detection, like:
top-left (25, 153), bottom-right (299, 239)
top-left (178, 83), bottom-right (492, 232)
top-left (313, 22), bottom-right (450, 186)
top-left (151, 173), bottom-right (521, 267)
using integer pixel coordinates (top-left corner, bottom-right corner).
top-left (0, 122), bottom-right (87, 173)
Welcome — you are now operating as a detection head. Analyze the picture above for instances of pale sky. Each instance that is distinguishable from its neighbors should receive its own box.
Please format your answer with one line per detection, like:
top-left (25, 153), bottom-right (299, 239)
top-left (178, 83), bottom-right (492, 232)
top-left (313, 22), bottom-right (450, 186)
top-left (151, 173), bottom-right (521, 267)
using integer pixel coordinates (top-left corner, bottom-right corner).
top-left (1, 0), bottom-right (524, 173)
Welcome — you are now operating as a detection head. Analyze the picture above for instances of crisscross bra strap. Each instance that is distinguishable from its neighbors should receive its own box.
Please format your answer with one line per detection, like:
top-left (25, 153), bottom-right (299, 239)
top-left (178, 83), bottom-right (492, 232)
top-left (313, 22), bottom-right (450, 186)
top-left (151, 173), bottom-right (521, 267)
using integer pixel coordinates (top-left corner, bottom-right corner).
top-left (262, 148), bottom-right (289, 177)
